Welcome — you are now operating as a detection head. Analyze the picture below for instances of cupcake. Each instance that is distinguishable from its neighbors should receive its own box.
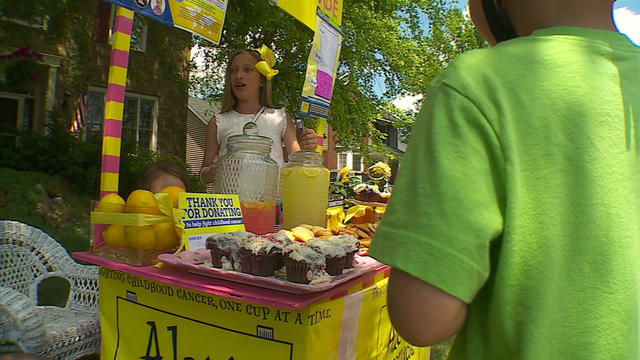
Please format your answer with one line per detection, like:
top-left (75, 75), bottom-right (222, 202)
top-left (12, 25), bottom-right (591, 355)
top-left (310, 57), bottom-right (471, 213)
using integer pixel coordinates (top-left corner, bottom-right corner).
top-left (237, 236), bottom-right (285, 277)
top-left (306, 238), bottom-right (347, 276)
top-left (283, 243), bottom-right (327, 284)
top-left (269, 230), bottom-right (294, 247)
top-left (353, 184), bottom-right (382, 203)
top-left (328, 235), bottom-right (360, 268)
top-left (205, 231), bottom-right (252, 270)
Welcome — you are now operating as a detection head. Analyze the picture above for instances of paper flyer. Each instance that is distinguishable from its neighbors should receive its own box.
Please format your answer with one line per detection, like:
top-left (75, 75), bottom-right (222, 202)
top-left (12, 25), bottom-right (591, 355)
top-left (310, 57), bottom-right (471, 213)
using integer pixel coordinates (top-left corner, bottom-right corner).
top-left (298, 8), bottom-right (343, 120)
top-left (177, 193), bottom-right (245, 250)
top-left (103, 0), bottom-right (227, 44)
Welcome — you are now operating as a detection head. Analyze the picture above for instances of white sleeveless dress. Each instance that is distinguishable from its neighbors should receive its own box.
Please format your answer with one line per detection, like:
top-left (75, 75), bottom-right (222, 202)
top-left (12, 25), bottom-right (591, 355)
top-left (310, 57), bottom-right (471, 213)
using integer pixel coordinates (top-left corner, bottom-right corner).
top-left (216, 107), bottom-right (287, 166)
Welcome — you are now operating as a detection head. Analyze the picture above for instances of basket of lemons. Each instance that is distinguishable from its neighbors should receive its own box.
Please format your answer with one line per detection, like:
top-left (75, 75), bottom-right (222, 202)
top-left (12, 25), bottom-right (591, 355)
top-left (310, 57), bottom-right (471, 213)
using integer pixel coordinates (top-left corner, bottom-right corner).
top-left (91, 186), bottom-right (185, 266)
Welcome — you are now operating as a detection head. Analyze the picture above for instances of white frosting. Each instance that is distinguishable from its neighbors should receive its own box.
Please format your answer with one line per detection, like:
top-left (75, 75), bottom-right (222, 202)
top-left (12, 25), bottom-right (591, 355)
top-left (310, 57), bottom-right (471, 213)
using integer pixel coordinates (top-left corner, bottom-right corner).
top-left (244, 237), bottom-right (278, 255)
top-left (329, 235), bottom-right (360, 252)
top-left (307, 238), bottom-right (347, 258)
top-left (221, 256), bottom-right (233, 270)
top-left (285, 243), bottom-right (325, 266)
top-left (353, 183), bottom-right (380, 195)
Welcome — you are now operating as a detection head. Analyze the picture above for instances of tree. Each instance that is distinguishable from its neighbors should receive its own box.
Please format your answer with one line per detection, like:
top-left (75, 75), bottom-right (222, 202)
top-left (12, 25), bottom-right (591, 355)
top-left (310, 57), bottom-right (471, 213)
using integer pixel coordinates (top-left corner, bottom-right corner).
top-left (190, 0), bottom-right (486, 156)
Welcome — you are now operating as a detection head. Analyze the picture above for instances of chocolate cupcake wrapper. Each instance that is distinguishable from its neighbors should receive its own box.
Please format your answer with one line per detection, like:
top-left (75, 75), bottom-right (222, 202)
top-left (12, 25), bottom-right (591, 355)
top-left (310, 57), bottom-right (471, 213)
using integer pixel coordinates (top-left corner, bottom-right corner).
top-left (239, 251), bottom-right (282, 277)
top-left (344, 251), bottom-right (357, 269)
top-left (325, 256), bottom-right (345, 276)
top-left (210, 247), bottom-right (233, 269)
top-left (284, 258), bottom-right (311, 284)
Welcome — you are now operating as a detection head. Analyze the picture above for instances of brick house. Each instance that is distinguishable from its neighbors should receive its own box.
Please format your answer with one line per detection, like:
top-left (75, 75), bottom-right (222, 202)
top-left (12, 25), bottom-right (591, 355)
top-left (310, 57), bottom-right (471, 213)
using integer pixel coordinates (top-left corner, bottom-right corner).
top-left (0, 0), bottom-right (191, 158)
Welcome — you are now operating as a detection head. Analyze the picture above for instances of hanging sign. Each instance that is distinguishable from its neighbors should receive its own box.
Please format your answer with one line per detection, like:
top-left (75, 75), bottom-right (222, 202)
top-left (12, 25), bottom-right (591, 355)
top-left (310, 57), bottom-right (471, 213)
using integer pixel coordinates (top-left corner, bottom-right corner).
top-left (177, 193), bottom-right (245, 250)
top-left (103, 0), bottom-right (228, 44)
top-left (298, 8), bottom-right (343, 153)
top-left (270, 0), bottom-right (342, 30)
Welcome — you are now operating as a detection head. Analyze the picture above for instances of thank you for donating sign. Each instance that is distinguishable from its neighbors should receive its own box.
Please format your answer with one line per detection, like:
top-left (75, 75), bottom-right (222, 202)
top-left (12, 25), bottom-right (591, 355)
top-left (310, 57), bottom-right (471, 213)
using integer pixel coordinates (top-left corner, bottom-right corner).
top-left (177, 193), bottom-right (244, 250)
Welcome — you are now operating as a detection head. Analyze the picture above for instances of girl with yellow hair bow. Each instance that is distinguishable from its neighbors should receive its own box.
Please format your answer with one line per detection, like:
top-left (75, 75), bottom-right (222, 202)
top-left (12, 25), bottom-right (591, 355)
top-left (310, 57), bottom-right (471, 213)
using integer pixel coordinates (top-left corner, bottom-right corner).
top-left (200, 45), bottom-right (319, 184)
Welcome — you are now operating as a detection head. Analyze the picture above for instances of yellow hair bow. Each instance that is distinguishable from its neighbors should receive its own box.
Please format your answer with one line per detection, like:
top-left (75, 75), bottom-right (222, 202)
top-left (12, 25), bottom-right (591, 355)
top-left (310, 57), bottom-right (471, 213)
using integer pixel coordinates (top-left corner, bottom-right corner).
top-left (255, 44), bottom-right (279, 80)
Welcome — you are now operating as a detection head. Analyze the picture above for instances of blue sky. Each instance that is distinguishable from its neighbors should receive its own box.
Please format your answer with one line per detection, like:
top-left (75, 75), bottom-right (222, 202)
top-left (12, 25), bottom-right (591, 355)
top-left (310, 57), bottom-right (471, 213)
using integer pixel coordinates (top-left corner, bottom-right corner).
top-left (390, 0), bottom-right (640, 109)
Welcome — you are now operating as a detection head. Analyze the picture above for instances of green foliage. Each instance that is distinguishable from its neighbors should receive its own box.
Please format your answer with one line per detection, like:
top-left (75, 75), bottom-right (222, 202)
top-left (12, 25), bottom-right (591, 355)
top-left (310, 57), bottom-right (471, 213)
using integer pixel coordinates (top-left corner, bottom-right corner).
top-left (0, 47), bottom-right (45, 91)
top-left (0, 115), bottom-right (102, 194)
top-left (0, 0), bottom-right (97, 94)
top-left (329, 173), bottom-right (361, 201)
top-left (191, 0), bottom-right (486, 157)
top-left (0, 115), bottom-right (203, 198)
top-left (118, 143), bottom-right (205, 197)
top-left (0, 167), bottom-right (94, 253)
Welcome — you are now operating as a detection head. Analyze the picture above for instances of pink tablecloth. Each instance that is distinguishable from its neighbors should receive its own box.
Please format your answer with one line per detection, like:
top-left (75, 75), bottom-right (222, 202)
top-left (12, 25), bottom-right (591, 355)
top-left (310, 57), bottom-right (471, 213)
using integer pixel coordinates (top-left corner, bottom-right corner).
top-left (73, 251), bottom-right (389, 310)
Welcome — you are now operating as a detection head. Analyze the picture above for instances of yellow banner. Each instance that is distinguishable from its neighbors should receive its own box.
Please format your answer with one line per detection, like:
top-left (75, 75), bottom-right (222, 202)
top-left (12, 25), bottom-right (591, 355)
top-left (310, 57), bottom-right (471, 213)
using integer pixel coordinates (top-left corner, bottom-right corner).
top-left (99, 268), bottom-right (429, 359)
top-left (271, 0), bottom-right (342, 29)
top-left (169, 0), bottom-right (227, 44)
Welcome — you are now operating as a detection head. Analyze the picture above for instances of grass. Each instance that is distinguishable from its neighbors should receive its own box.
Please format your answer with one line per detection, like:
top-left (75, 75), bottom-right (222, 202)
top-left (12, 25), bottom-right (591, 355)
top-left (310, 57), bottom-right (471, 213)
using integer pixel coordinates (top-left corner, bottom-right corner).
top-left (0, 167), bottom-right (94, 253)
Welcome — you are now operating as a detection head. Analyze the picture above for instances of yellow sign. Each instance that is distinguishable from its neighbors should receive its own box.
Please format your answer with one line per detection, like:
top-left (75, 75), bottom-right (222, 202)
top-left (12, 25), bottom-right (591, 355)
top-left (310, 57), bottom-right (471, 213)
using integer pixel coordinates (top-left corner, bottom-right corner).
top-left (177, 193), bottom-right (245, 250)
top-left (270, 0), bottom-right (342, 29)
top-left (102, 0), bottom-right (228, 44)
top-left (99, 268), bottom-right (430, 359)
top-left (169, 0), bottom-right (228, 44)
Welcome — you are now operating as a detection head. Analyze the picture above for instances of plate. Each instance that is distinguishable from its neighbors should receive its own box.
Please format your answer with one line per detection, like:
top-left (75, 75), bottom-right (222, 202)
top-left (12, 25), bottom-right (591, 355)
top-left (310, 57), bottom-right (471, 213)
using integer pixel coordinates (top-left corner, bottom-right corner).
top-left (158, 249), bottom-right (381, 294)
top-left (346, 199), bottom-right (388, 208)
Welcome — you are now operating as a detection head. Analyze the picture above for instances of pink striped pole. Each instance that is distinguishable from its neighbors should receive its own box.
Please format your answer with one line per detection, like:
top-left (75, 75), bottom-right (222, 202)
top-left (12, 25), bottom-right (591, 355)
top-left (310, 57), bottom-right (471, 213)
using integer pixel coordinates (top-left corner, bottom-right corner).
top-left (100, 6), bottom-right (134, 199)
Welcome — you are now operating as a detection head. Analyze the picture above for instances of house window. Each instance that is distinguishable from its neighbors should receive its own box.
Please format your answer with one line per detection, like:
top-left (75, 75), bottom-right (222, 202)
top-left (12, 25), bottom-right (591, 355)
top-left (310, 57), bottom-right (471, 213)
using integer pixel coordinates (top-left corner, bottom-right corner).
top-left (338, 153), bottom-right (348, 170)
top-left (375, 120), bottom-right (398, 149)
top-left (0, 92), bottom-right (34, 134)
top-left (352, 154), bottom-right (362, 172)
top-left (85, 88), bottom-right (157, 150)
top-left (0, 2), bottom-right (48, 30)
top-left (109, 10), bottom-right (148, 52)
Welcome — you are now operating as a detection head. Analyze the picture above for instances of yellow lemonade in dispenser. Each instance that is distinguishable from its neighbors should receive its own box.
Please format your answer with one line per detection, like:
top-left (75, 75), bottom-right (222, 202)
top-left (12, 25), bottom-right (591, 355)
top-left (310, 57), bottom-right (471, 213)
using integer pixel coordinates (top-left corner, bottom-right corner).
top-left (280, 151), bottom-right (330, 229)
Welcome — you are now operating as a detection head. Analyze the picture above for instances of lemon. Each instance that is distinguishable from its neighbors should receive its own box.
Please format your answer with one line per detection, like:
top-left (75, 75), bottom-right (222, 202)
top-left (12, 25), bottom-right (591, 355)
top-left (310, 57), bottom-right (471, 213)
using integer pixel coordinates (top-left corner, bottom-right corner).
top-left (126, 189), bottom-right (162, 215)
top-left (125, 225), bottom-right (156, 250)
top-left (97, 193), bottom-right (125, 213)
top-left (280, 167), bottom-right (293, 177)
top-left (153, 222), bottom-right (180, 250)
top-left (301, 167), bottom-right (325, 178)
top-left (157, 185), bottom-right (185, 208)
top-left (102, 224), bottom-right (128, 248)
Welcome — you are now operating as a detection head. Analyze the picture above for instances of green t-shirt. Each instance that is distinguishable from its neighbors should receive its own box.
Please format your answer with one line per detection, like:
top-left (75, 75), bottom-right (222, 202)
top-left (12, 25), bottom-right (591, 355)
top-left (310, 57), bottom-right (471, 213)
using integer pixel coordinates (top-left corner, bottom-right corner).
top-left (370, 27), bottom-right (640, 360)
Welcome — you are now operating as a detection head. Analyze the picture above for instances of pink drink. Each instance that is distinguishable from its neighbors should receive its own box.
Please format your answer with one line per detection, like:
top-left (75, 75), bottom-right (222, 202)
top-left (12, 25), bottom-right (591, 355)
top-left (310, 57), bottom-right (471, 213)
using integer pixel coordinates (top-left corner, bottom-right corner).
top-left (241, 201), bottom-right (276, 235)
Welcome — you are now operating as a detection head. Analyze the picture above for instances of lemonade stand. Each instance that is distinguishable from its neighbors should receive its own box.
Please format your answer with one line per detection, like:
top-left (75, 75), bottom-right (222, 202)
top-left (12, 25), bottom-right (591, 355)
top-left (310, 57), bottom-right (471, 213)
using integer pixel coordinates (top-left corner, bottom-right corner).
top-left (72, 0), bottom-right (428, 359)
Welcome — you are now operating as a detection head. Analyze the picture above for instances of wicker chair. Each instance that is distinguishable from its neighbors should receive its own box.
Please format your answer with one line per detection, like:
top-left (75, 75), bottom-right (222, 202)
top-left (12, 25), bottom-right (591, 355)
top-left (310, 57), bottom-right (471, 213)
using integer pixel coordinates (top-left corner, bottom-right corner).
top-left (0, 220), bottom-right (100, 359)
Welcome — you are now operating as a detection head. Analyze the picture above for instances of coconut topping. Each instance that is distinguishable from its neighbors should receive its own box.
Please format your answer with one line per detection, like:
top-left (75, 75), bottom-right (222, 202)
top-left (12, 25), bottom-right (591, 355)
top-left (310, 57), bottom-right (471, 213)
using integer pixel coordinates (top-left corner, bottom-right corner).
top-left (284, 243), bottom-right (325, 267)
top-left (329, 235), bottom-right (360, 253)
top-left (307, 238), bottom-right (347, 258)
top-left (353, 183), bottom-right (380, 195)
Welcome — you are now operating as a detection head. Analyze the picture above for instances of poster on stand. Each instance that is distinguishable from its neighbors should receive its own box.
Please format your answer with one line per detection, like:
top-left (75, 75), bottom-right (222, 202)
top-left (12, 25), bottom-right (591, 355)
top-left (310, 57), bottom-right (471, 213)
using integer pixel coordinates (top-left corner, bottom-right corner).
top-left (298, 8), bottom-right (342, 120)
top-left (103, 0), bottom-right (228, 44)
top-left (177, 193), bottom-right (245, 251)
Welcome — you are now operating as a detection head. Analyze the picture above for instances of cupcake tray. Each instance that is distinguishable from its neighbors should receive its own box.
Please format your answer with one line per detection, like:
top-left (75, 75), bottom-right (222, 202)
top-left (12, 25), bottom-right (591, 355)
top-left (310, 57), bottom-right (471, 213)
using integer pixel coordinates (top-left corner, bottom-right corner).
top-left (346, 199), bottom-right (388, 208)
top-left (158, 249), bottom-right (382, 294)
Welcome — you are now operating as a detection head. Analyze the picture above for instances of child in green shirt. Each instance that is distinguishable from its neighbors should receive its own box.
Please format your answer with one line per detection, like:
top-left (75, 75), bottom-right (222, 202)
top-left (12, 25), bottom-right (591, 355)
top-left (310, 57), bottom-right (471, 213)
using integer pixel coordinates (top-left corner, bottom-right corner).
top-left (370, 1), bottom-right (640, 359)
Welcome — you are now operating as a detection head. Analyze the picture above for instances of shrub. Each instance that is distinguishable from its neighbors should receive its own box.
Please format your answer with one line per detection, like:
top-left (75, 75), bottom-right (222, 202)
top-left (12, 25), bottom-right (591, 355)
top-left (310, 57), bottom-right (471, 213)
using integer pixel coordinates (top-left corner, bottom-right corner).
top-left (0, 115), bottom-right (202, 197)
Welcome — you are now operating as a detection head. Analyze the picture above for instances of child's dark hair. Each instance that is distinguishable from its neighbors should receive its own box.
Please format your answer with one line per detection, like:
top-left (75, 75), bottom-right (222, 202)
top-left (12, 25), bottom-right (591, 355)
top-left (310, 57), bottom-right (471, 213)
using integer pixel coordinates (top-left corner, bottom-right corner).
top-left (138, 160), bottom-right (191, 192)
